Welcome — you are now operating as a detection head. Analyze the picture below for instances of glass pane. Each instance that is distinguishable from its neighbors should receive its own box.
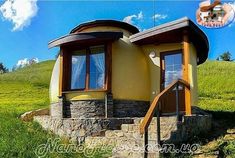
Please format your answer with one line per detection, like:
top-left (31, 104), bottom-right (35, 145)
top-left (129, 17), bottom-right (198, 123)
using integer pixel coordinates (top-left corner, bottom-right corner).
top-left (164, 53), bottom-right (182, 88)
top-left (89, 46), bottom-right (105, 89)
top-left (71, 50), bottom-right (86, 89)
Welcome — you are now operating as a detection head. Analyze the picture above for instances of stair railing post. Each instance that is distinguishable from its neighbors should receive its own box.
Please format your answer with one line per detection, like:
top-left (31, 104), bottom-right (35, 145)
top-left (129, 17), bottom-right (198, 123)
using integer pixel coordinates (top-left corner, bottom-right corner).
top-left (144, 130), bottom-right (148, 158)
top-left (175, 83), bottom-right (179, 121)
top-left (157, 102), bottom-right (161, 145)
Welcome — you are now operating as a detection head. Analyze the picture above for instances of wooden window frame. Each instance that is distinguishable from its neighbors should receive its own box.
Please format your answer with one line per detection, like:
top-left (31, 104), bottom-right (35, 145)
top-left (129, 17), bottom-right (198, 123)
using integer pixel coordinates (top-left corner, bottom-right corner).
top-left (61, 42), bottom-right (112, 93)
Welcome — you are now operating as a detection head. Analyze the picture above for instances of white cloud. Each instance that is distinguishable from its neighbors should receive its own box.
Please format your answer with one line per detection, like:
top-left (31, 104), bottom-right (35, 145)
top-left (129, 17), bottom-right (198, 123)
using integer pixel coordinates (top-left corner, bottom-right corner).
top-left (137, 11), bottom-right (143, 20)
top-left (152, 14), bottom-right (168, 21)
top-left (123, 11), bottom-right (143, 24)
top-left (0, 0), bottom-right (38, 31)
top-left (16, 58), bottom-right (39, 68)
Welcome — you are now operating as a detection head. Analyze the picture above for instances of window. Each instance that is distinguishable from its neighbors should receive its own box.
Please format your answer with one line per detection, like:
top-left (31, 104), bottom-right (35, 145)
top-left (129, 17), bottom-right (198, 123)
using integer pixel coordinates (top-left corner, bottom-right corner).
top-left (70, 45), bottom-right (106, 90)
top-left (89, 46), bottom-right (105, 89)
top-left (71, 50), bottom-right (86, 89)
top-left (163, 52), bottom-right (183, 88)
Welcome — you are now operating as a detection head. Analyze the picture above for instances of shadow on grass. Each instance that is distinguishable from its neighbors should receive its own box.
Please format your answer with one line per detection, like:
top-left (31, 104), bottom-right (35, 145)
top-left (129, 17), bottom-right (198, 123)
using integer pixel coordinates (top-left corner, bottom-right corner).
top-left (163, 109), bottom-right (235, 158)
top-left (187, 109), bottom-right (235, 157)
top-left (204, 110), bottom-right (235, 139)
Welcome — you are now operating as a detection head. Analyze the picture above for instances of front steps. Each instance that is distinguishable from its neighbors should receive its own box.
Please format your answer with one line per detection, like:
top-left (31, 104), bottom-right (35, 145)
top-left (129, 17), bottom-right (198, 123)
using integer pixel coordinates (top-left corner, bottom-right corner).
top-left (34, 110), bottom-right (211, 157)
top-left (85, 116), bottom-right (179, 158)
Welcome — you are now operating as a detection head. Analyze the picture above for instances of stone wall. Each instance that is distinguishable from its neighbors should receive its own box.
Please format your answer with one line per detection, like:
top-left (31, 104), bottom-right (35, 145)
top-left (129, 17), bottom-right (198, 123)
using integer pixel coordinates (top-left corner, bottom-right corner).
top-left (113, 100), bottom-right (150, 117)
top-left (34, 114), bottom-right (212, 158)
top-left (85, 115), bottom-right (212, 158)
top-left (51, 99), bottom-right (150, 118)
top-left (34, 116), bottom-right (133, 143)
top-left (50, 100), bottom-right (63, 118)
top-left (63, 100), bottom-right (105, 118)
top-left (21, 108), bottom-right (49, 121)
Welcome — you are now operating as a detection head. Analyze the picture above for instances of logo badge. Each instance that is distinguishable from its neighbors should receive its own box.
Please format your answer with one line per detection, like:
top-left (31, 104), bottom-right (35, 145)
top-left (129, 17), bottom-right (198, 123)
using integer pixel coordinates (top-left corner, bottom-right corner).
top-left (196, 0), bottom-right (235, 28)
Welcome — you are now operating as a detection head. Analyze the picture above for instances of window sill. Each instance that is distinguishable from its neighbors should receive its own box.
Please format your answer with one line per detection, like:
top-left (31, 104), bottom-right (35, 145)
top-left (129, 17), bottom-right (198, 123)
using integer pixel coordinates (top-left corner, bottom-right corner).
top-left (62, 89), bottom-right (107, 94)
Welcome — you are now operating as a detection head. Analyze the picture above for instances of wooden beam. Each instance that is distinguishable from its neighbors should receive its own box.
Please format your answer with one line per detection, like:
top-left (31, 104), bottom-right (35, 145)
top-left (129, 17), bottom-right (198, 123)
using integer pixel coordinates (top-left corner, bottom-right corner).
top-left (106, 43), bottom-right (112, 92)
top-left (85, 48), bottom-right (90, 90)
top-left (183, 31), bottom-right (192, 115)
top-left (59, 50), bottom-right (63, 97)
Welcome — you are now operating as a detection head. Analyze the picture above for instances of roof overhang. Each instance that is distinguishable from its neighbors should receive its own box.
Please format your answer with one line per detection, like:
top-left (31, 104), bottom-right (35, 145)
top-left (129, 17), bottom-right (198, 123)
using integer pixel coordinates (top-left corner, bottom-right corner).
top-left (130, 17), bottom-right (209, 65)
top-left (70, 20), bottom-right (139, 34)
top-left (48, 31), bottom-right (123, 49)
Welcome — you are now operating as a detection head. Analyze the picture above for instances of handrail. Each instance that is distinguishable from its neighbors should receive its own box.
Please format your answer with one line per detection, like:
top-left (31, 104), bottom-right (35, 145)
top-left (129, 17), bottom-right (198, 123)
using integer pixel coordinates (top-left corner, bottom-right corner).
top-left (139, 79), bottom-right (190, 134)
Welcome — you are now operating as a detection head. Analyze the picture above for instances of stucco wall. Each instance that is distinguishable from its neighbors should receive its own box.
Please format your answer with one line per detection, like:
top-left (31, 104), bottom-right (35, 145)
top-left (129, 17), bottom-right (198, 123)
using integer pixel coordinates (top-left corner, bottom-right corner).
top-left (50, 57), bottom-right (60, 103)
top-left (111, 37), bottom-right (150, 101)
top-left (141, 43), bottom-right (182, 101)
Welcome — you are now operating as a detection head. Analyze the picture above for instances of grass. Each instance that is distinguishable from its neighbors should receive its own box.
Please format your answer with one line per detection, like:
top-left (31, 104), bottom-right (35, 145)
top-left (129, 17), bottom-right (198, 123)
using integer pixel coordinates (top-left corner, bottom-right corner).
top-left (0, 60), bottom-right (111, 158)
top-left (0, 59), bottom-right (234, 157)
top-left (196, 60), bottom-right (235, 157)
top-left (197, 60), bottom-right (235, 112)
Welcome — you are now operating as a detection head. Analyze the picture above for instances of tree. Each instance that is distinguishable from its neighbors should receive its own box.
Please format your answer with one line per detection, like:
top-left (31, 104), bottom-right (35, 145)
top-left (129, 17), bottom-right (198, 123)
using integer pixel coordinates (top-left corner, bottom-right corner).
top-left (0, 62), bottom-right (8, 74)
top-left (219, 51), bottom-right (233, 61)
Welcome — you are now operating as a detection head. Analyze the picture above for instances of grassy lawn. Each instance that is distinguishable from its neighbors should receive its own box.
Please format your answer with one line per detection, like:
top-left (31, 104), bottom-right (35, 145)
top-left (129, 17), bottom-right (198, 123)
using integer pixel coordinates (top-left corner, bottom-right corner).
top-left (0, 60), bottom-right (234, 157)
top-left (198, 60), bottom-right (235, 112)
top-left (195, 60), bottom-right (235, 157)
top-left (0, 61), bottom-right (110, 158)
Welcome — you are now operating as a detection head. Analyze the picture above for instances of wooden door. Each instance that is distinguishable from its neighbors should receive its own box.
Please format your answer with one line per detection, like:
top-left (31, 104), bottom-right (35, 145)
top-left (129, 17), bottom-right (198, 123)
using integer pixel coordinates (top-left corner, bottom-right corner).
top-left (160, 51), bottom-right (185, 113)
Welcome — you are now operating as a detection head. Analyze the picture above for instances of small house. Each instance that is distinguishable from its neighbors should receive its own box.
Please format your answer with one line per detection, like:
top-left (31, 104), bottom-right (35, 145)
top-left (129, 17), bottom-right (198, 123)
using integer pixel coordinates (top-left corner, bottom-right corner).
top-left (49, 17), bottom-right (208, 120)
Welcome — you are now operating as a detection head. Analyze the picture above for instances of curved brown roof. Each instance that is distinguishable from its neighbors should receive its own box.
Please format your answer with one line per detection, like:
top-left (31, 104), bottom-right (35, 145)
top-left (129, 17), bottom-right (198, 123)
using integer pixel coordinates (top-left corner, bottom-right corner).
top-left (130, 17), bottom-right (209, 65)
top-left (70, 20), bottom-right (139, 34)
top-left (48, 31), bottom-right (123, 48)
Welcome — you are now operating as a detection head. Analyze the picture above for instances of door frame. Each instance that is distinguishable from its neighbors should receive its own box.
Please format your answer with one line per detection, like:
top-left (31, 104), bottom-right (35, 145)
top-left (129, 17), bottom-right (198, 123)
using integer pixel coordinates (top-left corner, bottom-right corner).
top-left (160, 49), bottom-right (183, 91)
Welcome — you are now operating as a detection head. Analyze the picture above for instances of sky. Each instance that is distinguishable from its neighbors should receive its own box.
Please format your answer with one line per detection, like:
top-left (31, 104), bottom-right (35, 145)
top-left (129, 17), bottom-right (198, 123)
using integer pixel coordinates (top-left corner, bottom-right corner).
top-left (0, 0), bottom-right (235, 69)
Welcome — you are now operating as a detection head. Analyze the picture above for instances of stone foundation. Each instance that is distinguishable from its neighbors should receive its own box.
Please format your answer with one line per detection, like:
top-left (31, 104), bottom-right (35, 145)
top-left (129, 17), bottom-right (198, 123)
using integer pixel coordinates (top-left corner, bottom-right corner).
top-left (63, 100), bottom-right (105, 118)
top-left (34, 116), bottom-right (134, 143)
top-left (34, 114), bottom-right (211, 157)
top-left (113, 100), bottom-right (150, 117)
top-left (50, 100), bottom-right (63, 118)
top-left (51, 99), bottom-right (150, 118)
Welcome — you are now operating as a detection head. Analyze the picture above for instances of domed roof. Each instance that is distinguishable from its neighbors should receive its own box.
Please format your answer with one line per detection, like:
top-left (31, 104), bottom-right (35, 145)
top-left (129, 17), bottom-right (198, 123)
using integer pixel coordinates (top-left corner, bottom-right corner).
top-left (70, 20), bottom-right (139, 34)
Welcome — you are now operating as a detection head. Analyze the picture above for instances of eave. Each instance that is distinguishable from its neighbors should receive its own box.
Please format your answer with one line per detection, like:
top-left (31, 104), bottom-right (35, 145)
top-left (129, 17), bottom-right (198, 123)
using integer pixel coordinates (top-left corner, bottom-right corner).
top-left (48, 31), bottom-right (123, 49)
top-left (130, 17), bottom-right (209, 65)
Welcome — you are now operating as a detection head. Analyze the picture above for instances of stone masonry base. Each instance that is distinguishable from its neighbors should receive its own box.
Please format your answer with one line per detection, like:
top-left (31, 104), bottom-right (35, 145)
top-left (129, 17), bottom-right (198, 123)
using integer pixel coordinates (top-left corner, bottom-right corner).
top-left (50, 99), bottom-right (150, 118)
top-left (34, 114), bottom-right (211, 158)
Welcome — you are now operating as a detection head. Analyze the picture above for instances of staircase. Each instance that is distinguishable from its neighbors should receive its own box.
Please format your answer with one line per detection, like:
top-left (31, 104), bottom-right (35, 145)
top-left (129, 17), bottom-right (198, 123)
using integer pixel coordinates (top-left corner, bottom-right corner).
top-left (85, 116), bottom-right (180, 158)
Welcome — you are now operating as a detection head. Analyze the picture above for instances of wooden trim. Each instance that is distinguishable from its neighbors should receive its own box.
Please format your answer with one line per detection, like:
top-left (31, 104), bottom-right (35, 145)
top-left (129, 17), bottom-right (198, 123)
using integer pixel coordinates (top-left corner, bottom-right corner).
top-left (59, 50), bottom-right (63, 97)
top-left (106, 43), bottom-right (112, 92)
top-left (62, 48), bottom-right (70, 91)
top-left (183, 30), bottom-right (192, 116)
top-left (85, 48), bottom-right (90, 90)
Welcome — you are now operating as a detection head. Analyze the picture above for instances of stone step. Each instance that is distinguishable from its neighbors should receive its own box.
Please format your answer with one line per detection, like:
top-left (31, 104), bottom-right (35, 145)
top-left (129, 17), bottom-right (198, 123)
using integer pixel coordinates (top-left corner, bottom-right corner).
top-left (85, 116), bottom-right (180, 158)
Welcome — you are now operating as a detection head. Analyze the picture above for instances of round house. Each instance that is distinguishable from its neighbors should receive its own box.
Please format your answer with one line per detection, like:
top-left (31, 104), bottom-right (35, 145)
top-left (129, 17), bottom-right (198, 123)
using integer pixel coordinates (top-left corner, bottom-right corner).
top-left (49, 17), bottom-right (209, 119)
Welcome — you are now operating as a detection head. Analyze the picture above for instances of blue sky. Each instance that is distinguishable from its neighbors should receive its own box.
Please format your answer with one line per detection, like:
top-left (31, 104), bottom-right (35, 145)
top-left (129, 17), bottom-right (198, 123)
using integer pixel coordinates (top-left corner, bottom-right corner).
top-left (0, 0), bottom-right (235, 69)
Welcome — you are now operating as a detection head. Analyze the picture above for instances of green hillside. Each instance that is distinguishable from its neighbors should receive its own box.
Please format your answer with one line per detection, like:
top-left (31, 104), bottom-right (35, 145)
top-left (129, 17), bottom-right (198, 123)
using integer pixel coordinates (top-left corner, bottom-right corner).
top-left (0, 60), bottom-right (54, 114)
top-left (0, 61), bottom-right (58, 157)
top-left (0, 60), bottom-right (234, 157)
top-left (198, 60), bottom-right (235, 112)
top-left (0, 61), bottom-right (107, 158)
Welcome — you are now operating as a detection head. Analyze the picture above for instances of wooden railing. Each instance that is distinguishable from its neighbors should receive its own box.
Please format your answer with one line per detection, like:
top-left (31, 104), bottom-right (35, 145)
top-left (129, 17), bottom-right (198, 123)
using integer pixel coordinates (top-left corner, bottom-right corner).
top-left (139, 79), bottom-right (190, 135)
